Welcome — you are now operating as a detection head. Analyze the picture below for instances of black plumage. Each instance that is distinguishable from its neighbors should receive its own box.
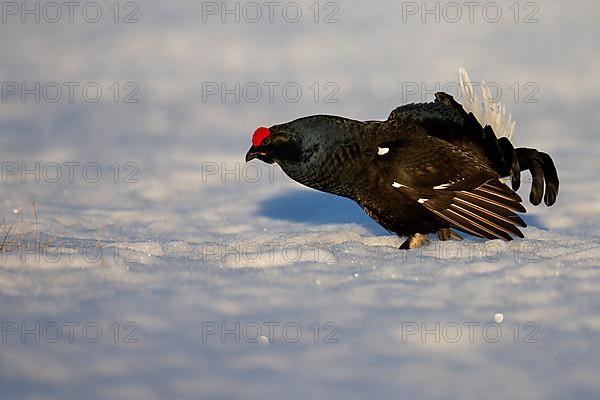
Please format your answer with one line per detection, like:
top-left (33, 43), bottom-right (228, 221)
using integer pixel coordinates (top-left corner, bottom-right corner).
top-left (246, 92), bottom-right (559, 249)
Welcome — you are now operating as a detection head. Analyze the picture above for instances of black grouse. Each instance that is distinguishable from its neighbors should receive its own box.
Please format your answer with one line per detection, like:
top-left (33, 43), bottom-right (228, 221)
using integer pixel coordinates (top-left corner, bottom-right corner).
top-left (245, 92), bottom-right (559, 249)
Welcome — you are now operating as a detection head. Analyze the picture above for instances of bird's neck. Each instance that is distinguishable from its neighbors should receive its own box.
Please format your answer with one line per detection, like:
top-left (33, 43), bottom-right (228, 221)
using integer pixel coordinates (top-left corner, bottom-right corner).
top-left (278, 161), bottom-right (355, 198)
top-left (278, 139), bottom-right (367, 199)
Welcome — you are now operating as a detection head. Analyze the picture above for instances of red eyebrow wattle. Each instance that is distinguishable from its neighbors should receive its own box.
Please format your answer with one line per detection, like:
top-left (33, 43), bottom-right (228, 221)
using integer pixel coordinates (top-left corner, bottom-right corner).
top-left (252, 127), bottom-right (270, 147)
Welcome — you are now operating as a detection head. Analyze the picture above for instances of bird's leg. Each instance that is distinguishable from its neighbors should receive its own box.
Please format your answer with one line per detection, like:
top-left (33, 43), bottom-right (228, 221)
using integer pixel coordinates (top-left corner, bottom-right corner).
top-left (437, 228), bottom-right (451, 241)
top-left (399, 233), bottom-right (430, 250)
top-left (437, 228), bottom-right (464, 241)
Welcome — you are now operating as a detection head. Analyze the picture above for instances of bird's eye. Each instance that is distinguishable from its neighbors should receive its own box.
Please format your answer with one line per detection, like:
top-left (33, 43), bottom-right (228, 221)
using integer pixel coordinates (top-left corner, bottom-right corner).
top-left (261, 138), bottom-right (270, 146)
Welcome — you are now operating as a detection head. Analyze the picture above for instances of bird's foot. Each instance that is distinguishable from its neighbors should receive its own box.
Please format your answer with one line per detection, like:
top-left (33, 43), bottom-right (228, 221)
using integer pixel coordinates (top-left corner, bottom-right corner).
top-left (399, 233), bottom-right (430, 250)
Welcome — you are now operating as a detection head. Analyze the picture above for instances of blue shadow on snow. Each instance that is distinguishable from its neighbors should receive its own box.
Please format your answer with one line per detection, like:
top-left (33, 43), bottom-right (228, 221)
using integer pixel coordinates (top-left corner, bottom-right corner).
top-left (257, 189), bottom-right (546, 235)
top-left (257, 189), bottom-right (387, 234)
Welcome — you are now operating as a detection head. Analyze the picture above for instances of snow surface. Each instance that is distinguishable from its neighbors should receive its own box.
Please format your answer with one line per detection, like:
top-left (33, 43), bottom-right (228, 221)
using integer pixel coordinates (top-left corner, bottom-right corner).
top-left (1, 1), bottom-right (600, 399)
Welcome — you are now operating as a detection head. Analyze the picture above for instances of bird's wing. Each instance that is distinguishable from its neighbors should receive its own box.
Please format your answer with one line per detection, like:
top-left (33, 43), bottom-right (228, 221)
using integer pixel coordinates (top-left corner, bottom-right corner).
top-left (387, 92), bottom-right (559, 207)
top-left (387, 92), bottom-right (511, 173)
top-left (373, 137), bottom-right (526, 241)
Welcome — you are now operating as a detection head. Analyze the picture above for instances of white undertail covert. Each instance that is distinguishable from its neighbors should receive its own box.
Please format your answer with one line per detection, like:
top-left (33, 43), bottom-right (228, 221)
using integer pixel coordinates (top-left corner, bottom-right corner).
top-left (458, 68), bottom-right (516, 142)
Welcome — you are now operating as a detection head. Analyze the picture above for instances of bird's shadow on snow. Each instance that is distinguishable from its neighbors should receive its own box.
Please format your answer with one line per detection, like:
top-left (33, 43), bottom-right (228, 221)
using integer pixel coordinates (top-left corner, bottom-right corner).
top-left (257, 189), bottom-right (547, 235)
top-left (521, 214), bottom-right (546, 229)
top-left (257, 190), bottom-right (388, 234)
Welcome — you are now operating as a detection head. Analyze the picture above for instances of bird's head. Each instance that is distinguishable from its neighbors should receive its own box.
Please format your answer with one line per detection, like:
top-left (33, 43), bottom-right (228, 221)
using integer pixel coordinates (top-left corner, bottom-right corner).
top-left (245, 118), bottom-right (319, 166)
top-left (245, 115), bottom-right (353, 167)
top-left (245, 126), bottom-right (296, 165)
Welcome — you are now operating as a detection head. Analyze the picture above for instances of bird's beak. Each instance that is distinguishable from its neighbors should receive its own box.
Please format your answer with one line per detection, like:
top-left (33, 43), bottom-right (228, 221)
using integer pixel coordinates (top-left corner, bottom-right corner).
top-left (245, 146), bottom-right (274, 164)
top-left (245, 147), bottom-right (257, 162)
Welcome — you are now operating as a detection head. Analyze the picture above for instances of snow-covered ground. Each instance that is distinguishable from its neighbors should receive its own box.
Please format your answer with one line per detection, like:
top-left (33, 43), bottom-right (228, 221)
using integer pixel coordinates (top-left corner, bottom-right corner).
top-left (1, 0), bottom-right (599, 398)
